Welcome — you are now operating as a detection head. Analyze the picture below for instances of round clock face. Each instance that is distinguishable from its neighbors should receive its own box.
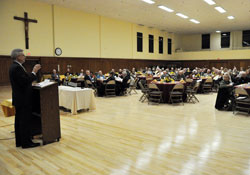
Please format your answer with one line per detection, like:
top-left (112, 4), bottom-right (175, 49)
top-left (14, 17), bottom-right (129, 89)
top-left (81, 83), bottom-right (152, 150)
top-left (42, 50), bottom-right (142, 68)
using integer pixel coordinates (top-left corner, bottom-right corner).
top-left (55, 48), bottom-right (62, 56)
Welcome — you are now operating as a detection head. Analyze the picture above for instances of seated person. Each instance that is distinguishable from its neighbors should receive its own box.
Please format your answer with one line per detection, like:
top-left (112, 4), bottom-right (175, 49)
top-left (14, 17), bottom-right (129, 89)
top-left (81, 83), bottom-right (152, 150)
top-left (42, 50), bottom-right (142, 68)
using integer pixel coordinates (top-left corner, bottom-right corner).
top-left (51, 69), bottom-right (60, 84)
top-left (131, 68), bottom-right (136, 78)
top-left (105, 72), bottom-right (115, 82)
top-left (176, 70), bottom-right (186, 81)
top-left (215, 74), bottom-right (234, 110)
top-left (235, 71), bottom-right (249, 85)
top-left (118, 69), bottom-right (123, 78)
top-left (160, 71), bottom-right (170, 79)
top-left (121, 71), bottom-right (130, 94)
top-left (213, 70), bottom-right (223, 85)
top-left (204, 69), bottom-right (212, 77)
top-left (84, 70), bottom-right (94, 82)
top-left (170, 67), bottom-right (175, 76)
top-left (96, 70), bottom-right (105, 80)
top-left (146, 68), bottom-right (153, 75)
top-left (96, 71), bottom-right (105, 96)
top-left (64, 68), bottom-right (72, 77)
top-left (192, 70), bottom-right (200, 79)
top-left (78, 69), bottom-right (85, 77)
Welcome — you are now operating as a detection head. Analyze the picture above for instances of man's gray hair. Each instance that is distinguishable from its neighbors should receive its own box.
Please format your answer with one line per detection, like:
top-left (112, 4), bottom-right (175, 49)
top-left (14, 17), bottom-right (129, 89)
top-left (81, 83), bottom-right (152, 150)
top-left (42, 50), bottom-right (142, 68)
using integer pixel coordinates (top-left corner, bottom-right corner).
top-left (122, 71), bottom-right (127, 76)
top-left (11, 49), bottom-right (23, 60)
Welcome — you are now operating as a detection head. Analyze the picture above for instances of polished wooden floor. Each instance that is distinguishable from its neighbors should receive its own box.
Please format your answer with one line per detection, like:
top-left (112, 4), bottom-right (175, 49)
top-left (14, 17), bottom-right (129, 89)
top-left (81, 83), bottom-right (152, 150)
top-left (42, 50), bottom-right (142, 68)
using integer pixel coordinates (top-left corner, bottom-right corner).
top-left (1, 86), bottom-right (250, 175)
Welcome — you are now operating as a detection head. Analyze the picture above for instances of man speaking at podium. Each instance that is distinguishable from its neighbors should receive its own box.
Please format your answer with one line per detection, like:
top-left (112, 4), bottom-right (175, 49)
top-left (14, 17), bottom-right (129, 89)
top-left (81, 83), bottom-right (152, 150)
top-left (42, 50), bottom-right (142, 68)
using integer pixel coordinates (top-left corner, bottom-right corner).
top-left (9, 49), bottom-right (41, 149)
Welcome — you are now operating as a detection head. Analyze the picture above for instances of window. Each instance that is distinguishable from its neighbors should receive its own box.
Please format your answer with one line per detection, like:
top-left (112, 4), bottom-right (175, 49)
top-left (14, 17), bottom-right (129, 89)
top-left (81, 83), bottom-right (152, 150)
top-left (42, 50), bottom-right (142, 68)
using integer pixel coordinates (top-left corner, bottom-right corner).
top-left (221, 32), bottom-right (230, 48)
top-left (149, 34), bottom-right (154, 53)
top-left (243, 30), bottom-right (250, 47)
top-left (168, 38), bottom-right (172, 55)
top-left (159, 37), bottom-right (163, 54)
top-left (202, 34), bottom-right (210, 49)
top-left (137, 32), bottom-right (143, 52)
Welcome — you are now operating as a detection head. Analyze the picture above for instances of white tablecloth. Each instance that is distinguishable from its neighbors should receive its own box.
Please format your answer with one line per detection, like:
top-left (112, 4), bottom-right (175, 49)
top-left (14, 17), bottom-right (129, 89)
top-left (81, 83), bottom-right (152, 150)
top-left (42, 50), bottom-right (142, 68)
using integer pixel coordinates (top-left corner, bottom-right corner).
top-left (58, 86), bottom-right (96, 114)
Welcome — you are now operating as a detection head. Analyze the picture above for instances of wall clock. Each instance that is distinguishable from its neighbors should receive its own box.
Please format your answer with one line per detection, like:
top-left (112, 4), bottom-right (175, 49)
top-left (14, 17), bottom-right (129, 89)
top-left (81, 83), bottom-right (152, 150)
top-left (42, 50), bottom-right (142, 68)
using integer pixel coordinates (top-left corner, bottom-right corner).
top-left (55, 48), bottom-right (62, 56)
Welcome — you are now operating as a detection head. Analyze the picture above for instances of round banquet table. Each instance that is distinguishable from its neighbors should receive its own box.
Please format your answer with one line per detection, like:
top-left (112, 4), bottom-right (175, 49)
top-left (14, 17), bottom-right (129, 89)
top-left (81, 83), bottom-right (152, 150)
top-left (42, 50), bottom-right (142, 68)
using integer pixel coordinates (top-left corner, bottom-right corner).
top-left (151, 81), bottom-right (187, 103)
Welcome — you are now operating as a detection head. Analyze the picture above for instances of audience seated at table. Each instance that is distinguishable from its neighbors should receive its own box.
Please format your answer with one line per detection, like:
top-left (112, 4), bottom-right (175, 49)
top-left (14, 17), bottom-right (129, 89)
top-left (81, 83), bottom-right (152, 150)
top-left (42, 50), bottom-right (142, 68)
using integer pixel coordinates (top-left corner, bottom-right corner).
top-left (64, 68), bottom-right (72, 77)
top-left (176, 70), bottom-right (186, 81)
top-left (215, 73), bottom-right (234, 110)
top-left (78, 69), bottom-right (85, 77)
top-left (96, 70), bottom-right (105, 80)
top-left (121, 71), bottom-right (130, 94)
top-left (84, 70), bottom-right (94, 82)
top-left (47, 64), bottom-right (250, 100)
top-left (161, 71), bottom-right (170, 79)
top-left (146, 68), bottom-right (153, 75)
top-left (51, 69), bottom-right (60, 84)
top-left (235, 71), bottom-right (249, 85)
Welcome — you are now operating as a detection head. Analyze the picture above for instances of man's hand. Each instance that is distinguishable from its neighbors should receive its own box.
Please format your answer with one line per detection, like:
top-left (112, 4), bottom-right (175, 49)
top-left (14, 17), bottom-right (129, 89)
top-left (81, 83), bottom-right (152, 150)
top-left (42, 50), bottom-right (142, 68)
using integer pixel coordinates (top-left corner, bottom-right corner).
top-left (32, 64), bottom-right (41, 74)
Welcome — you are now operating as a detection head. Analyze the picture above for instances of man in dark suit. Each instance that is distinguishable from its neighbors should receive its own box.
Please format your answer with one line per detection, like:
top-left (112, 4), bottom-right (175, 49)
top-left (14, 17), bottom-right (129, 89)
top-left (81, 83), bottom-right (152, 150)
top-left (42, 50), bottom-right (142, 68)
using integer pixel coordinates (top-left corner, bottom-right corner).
top-left (9, 49), bottom-right (41, 149)
top-left (84, 70), bottom-right (94, 82)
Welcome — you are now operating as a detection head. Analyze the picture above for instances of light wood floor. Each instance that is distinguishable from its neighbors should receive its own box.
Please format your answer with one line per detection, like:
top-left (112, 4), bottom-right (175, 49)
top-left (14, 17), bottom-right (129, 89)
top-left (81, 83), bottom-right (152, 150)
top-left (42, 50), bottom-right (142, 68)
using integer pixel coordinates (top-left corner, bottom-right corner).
top-left (1, 86), bottom-right (250, 175)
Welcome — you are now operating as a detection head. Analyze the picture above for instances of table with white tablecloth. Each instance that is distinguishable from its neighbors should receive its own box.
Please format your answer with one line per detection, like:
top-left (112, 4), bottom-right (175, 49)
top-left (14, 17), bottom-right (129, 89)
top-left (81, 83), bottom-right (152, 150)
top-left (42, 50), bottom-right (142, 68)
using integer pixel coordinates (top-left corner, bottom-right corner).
top-left (58, 86), bottom-right (96, 114)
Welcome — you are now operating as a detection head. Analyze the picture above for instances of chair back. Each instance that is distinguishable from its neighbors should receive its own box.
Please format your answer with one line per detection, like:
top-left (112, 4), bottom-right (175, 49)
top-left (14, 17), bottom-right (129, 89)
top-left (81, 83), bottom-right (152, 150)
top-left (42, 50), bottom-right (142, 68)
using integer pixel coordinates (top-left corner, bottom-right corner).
top-left (138, 81), bottom-right (145, 90)
top-left (205, 77), bottom-right (213, 83)
top-left (107, 80), bottom-right (116, 85)
top-left (173, 83), bottom-right (184, 90)
top-left (193, 82), bottom-right (200, 93)
top-left (148, 83), bottom-right (159, 91)
top-left (85, 80), bottom-right (93, 88)
top-left (186, 78), bottom-right (193, 83)
top-left (130, 78), bottom-right (138, 87)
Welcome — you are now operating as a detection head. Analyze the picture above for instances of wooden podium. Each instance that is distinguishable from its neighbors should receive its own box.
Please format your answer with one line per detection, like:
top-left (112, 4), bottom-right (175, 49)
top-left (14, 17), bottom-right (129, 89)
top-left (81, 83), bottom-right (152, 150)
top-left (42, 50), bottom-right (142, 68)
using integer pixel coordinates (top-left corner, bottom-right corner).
top-left (32, 82), bottom-right (61, 145)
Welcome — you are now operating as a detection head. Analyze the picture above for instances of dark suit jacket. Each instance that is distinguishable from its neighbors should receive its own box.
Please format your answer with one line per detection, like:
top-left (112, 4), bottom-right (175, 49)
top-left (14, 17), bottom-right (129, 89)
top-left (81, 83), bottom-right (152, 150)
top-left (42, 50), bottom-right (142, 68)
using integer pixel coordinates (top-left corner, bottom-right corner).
top-left (51, 73), bottom-right (59, 81)
top-left (105, 76), bottom-right (115, 83)
top-left (84, 75), bottom-right (93, 82)
top-left (122, 75), bottom-right (130, 88)
top-left (236, 77), bottom-right (248, 85)
top-left (9, 61), bottom-right (37, 108)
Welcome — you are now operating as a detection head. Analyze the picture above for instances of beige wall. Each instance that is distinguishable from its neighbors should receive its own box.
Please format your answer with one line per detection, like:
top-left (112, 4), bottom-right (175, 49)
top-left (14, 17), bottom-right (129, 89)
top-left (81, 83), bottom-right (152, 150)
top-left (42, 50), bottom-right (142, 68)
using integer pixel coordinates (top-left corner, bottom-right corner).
top-left (175, 50), bottom-right (250, 60)
top-left (1, 0), bottom-right (249, 61)
top-left (54, 6), bottom-right (100, 57)
top-left (0, 0), bottom-right (174, 60)
top-left (176, 31), bottom-right (245, 52)
top-left (132, 25), bottom-right (174, 60)
top-left (100, 16), bottom-right (132, 58)
top-left (0, 0), bottom-right (53, 56)
top-left (174, 31), bottom-right (250, 60)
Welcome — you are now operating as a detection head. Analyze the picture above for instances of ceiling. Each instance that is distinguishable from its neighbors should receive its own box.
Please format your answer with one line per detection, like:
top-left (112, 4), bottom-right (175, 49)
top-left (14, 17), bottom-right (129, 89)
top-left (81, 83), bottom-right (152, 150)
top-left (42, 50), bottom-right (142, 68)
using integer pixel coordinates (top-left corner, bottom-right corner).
top-left (36, 0), bottom-right (250, 34)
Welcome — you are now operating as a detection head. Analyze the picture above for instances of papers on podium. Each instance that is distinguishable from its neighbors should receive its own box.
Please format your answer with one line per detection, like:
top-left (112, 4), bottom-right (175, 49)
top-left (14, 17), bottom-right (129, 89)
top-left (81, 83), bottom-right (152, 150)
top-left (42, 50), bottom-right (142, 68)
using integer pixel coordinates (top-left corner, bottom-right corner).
top-left (33, 79), bottom-right (55, 88)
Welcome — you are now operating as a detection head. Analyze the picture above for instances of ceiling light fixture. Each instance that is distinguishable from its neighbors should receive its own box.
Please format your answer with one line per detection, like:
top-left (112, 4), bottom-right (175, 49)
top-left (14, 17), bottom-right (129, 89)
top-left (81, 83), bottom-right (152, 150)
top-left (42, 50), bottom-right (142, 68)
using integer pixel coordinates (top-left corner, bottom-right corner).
top-left (190, 19), bottom-right (200, 24)
top-left (214, 6), bottom-right (226, 13)
top-left (227, 16), bottom-right (235, 19)
top-left (141, 0), bottom-right (155, 4)
top-left (216, 31), bottom-right (221, 33)
top-left (158, 5), bottom-right (174, 12)
top-left (203, 0), bottom-right (216, 5)
top-left (176, 13), bottom-right (188, 19)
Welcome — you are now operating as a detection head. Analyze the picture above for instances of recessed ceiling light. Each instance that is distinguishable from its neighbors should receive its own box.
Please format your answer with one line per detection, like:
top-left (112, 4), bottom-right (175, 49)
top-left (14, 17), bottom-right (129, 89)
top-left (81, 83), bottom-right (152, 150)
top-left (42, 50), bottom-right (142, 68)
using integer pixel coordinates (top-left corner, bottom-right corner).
top-left (222, 33), bottom-right (227, 36)
top-left (214, 6), bottom-right (226, 13)
top-left (227, 16), bottom-right (235, 19)
top-left (190, 19), bottom-right (200, 24)
top-left (176, 13), bottom-right (188, 19)
top-left (216, 31), bottom-right (221, 33)
top-left (203, 0), bottom-right (216, 5)
top-left (141, 0), bottom-right (155, 4)
top-left (158, 5), bottom-right (174, 12)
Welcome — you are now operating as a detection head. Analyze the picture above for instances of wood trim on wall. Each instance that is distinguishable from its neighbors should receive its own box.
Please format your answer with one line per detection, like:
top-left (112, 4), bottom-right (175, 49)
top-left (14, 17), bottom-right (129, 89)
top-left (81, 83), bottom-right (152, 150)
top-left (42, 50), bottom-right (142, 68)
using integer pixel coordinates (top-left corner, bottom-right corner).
top-left (1, 55), bottom-right (250, 85)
